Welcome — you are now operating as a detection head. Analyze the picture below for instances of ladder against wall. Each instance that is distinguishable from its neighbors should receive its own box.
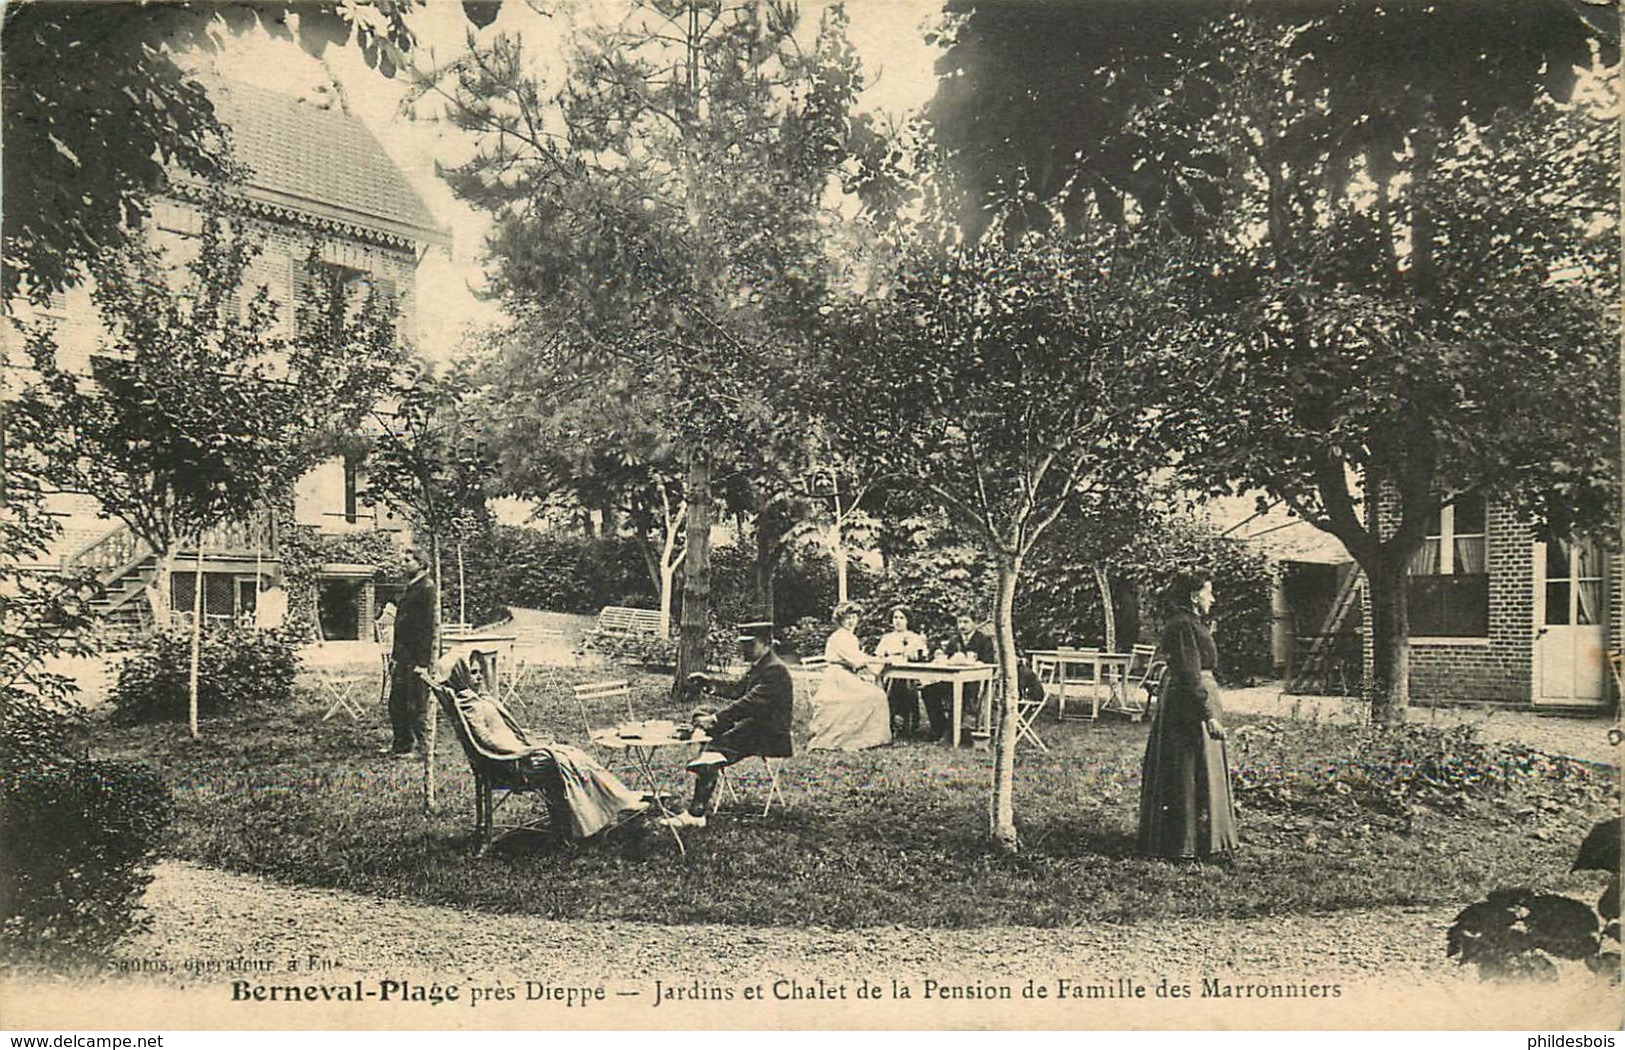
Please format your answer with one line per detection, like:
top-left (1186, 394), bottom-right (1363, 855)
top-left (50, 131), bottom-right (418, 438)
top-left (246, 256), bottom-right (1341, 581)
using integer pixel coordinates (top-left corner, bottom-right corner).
top-left (1287, 566), bottom-right (1365, 695)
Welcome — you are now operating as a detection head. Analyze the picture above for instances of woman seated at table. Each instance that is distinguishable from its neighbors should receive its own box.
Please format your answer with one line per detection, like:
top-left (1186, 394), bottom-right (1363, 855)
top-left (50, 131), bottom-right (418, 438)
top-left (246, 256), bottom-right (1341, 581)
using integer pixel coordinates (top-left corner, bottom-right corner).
top-left (874, 604), bottom-right (929, 737)
top-left (446, 649), bottom-right (648, 838)
top-left (807, 602), bottom-right (892, 751)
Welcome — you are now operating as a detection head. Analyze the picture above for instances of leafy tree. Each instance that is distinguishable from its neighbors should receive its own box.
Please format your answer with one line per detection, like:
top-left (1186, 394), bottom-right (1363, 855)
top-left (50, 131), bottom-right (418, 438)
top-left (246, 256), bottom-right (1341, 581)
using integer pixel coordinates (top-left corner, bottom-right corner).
top-left (21, 211), bottom-right (401, 736)
top-left (1185, 29), bottom-right (1620, 721)
top-left (820, 232), bottom-right (1189, 851)
top-left (476, 318), bottom-right (693, 634)
top-left (424, 0), bottom-right (875, 690)
top-left (925, 1), bottom-right (1620, 722)
top-left (1, 0), bottom-right (499, 306)
top-left (926, 0), bottom-right (1226, 243)
top-left (364, 364), bottom-right (497, 620)
top-left (0, 408), bottom-right (97, 774)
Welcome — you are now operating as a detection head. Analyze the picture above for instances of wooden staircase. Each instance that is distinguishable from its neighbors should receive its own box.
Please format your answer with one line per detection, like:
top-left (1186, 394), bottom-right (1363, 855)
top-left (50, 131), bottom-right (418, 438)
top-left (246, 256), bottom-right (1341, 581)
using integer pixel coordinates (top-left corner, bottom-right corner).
top-left (63, 515), bottom-right (279, 634)
top-left (1287, 565), bottom-right (1365, 694)
top-left (64, 525), bottom-right (156, 631)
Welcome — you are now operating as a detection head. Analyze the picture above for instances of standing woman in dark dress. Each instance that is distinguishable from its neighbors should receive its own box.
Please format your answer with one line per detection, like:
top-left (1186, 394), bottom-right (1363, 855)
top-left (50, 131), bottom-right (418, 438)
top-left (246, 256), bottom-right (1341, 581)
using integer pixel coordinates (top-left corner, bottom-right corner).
top-left (1137, 571), bottom-right (1239, 861)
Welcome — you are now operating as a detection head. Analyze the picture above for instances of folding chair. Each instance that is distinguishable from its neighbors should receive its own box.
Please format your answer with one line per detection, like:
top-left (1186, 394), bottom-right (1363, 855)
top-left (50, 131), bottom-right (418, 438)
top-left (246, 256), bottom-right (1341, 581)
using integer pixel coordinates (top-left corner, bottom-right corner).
top-left (573, 679), bottom-right (634, 725)
top-left (573, 680), bottom-right (636, 779)
top-left (716, 755), bottom-right (788, 816)
top-left (1135, 658), bottom-right (1167, 719)
top-left (1013, 692), bottom-right (1048, 751)
top-left (1105, 644), bottom-right (1158, 722)
top-left (501, 651), bottom-right (559, 715)
top-left (317, 667), bottom-right (368, 722)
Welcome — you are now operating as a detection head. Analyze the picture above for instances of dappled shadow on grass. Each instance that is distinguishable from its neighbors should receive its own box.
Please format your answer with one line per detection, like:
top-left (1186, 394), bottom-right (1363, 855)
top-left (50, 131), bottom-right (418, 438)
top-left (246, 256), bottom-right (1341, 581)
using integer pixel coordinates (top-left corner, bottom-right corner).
top-left (91, 670), bottom-right (1621, 930)
top-left (1023, 821), bottom-right (1139, 861)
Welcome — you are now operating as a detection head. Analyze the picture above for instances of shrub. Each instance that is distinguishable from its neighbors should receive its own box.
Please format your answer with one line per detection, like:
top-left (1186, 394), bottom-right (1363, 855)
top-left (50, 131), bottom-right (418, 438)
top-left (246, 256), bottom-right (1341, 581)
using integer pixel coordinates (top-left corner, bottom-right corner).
top-left (457, 527), bottom-right (654, 622)
top-left (108, 625), bottom-right (298, 724)
top-left (0, 760), bottom-right (174, 959)
top-left (1231, 720), bottom-right (1606, 829)
top-left (1448, 818), bottom-right (1622, 981)
top-left (863, 544), bottom-right (993, 645)
top-left (587, 632), bottom-right (678, 669)
top-left (777, 616), bottom-right (828, 661)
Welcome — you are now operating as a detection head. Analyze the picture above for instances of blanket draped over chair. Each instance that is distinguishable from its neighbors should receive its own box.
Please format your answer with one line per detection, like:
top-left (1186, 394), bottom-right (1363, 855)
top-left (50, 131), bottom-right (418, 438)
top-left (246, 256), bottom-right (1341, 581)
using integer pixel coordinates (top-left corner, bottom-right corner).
top-left (432, 648), bottom-right (646, 846)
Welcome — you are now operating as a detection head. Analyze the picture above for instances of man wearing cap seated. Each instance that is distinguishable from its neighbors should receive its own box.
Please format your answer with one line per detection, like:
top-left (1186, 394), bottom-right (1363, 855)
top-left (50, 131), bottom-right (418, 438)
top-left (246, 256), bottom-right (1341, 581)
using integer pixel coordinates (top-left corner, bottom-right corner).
top-left (658, 621), bottom-right (794, 829)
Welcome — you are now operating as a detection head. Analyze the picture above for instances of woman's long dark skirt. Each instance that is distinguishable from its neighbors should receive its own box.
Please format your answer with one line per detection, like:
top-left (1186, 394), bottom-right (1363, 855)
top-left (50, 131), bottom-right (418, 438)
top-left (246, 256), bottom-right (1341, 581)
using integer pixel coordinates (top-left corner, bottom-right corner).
top-left (1137, 705), bottom-right (1239, 860)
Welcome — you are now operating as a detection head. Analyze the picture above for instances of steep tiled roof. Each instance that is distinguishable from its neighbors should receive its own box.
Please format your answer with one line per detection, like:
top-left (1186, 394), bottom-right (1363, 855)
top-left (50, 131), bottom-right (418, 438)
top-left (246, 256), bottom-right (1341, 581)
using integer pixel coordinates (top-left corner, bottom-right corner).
top-left (206, 79), bottom-right (448, 248)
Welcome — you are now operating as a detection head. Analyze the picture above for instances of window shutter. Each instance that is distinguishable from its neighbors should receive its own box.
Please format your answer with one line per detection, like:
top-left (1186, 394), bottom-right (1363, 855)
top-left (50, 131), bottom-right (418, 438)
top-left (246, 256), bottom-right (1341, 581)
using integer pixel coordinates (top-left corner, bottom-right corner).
top-left (291, 255), bottom-right (317, 336)
top-left (343, 455), bottom-right (359, 524)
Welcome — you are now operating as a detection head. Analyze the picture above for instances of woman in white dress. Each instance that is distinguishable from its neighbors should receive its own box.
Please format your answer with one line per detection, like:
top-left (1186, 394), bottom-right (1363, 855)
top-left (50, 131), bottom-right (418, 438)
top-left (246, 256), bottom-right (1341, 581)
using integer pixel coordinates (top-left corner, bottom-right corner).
top-left (807, 602), bottom-right (893, 751)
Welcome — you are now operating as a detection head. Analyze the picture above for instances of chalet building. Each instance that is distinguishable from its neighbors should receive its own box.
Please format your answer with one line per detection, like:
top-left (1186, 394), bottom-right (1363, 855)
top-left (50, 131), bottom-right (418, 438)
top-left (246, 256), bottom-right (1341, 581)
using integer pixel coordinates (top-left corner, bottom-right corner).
top-left (1227, 493), bottom-right (1618, 710)
top-left (1361, 491), bottom-right (1620, 710)
top-left (8, 79), bottom-right (448, 642)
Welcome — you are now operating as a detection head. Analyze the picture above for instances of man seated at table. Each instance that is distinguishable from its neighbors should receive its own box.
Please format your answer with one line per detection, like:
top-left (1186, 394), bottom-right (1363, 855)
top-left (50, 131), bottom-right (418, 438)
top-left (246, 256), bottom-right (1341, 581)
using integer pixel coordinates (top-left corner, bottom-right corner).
top-left (921, 611), bottom-right (996, 743)
top-left (657, 621), bottom-right (794, 829)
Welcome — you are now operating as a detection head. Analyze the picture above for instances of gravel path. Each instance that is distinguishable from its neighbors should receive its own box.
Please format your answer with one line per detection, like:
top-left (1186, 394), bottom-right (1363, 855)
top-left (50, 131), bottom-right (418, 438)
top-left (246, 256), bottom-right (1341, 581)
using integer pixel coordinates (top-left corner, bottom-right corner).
top-left (4, 861), bottom-right (1600, 1029)
top-left (117, 860), bottom-right (1458, 984)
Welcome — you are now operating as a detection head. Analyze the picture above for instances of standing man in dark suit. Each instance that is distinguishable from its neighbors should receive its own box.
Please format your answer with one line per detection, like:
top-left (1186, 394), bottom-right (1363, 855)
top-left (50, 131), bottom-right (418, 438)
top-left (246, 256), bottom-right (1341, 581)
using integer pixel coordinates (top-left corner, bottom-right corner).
top-left (384, 547), bottom-right (436, 757)
top-left (658, 621), bottom-right (794, 828)
top-left (922, 611), bottom-right (996, 743)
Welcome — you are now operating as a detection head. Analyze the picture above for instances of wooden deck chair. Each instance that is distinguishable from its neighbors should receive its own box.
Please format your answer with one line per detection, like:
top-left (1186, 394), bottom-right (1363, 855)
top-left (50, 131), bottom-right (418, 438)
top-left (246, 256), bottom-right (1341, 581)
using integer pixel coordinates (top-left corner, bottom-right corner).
top-left (377, 652), bottom-right (393, 708)
top-left (420, 663), bottom-right (569, 856)
top-left (716, 755), bottom-right (787, 816)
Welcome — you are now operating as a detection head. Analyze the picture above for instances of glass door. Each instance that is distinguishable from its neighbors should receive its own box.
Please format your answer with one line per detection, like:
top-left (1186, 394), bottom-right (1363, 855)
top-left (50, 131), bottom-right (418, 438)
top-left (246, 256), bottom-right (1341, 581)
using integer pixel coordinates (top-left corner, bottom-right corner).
top-left (1536, 537), bottom-right (1609, 706)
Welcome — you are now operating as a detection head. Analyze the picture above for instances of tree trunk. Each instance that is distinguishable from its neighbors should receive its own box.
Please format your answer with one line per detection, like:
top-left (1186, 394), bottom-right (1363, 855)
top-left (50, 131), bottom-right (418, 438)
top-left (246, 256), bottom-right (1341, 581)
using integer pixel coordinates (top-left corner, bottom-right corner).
top-left (456, 542), bottom-right (466, 627)
top-left (149, 547), bottom-right (177, 628)
top-left (753, 488), bottom-right (777, 621)
top-left (988, 554), bottom-right (1022, 853)
top-left (658, 558), bottom-right (678, 640)
top-left (187, 544), bottom-right (204, 739)
top-left (1364, 551), bottom-right (1411, 724)
top-left (833, 520), bottom-right (848, 606)
top-left (673, 445), bottom-right (712, 697)
top-left (1094, 563), bottom-right (1115, 652)
top-left (657, 503), bottom-right (685, 639)
top-left (425, 537), bottom-right (442, 814)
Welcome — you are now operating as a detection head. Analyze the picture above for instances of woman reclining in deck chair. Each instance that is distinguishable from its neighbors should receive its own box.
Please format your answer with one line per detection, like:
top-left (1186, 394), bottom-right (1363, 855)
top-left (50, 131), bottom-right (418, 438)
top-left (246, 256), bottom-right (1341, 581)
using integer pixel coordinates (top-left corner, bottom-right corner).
top-left (444, 650), bottom-right (648, 839)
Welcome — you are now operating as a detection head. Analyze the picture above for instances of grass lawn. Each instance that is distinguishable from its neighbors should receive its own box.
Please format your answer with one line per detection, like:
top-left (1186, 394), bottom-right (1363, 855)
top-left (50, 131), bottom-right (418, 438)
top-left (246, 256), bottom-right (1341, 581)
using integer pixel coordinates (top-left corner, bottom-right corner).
top-left (93, 666), bottom-right (1619, 929)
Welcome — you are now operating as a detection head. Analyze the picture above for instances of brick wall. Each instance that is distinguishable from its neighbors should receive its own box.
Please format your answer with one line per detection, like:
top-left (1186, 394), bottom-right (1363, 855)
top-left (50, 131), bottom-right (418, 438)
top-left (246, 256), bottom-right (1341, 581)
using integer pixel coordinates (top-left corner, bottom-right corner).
top-left (1366, 491), bottom-right (1535, 705)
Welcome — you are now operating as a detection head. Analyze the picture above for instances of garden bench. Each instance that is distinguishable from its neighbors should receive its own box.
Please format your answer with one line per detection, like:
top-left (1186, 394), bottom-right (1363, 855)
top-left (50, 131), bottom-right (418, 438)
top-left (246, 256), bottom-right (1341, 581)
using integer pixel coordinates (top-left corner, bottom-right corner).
top-left (790, 655), bottom-right (827, 701)
top-left (588, 606), bottom-right (664, 640)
